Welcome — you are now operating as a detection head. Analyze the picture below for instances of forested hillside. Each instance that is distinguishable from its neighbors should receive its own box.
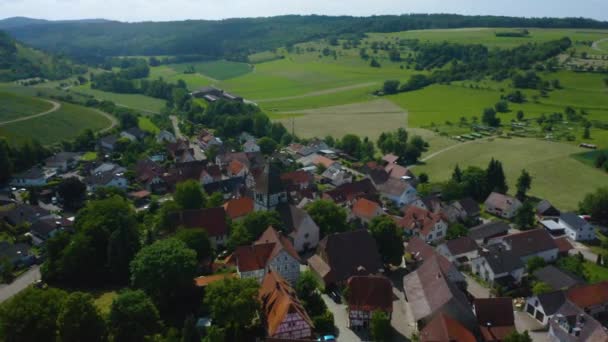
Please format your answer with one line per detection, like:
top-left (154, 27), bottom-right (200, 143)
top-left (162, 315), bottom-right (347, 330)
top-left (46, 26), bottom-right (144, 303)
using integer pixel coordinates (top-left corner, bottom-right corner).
top-left (0, 31), bottom-right (85, 81)
top-left (2, 14), bottom-right (608, 63)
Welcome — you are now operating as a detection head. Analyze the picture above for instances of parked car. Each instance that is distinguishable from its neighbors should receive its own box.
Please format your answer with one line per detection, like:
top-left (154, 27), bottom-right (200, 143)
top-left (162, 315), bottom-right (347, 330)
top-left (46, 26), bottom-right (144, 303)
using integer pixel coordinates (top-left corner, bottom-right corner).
top-left (318, 335), bottom-right (336, 342)
top-left (329, 290), bottom-right (341, 304)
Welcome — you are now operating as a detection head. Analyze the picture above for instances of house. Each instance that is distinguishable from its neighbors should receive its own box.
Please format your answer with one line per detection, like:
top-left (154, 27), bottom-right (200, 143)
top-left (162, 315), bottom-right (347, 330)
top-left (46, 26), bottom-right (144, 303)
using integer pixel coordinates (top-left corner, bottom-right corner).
top-left (191, 86), bottom-right (243, 103)
top-left (403, 257), bottom-right (478, 333)
top-left (223, 197), bottom-right (254, 221)
top-left (554, 237), bottom-right (574, 257)
top-left (382, 154), bottom-right (399, 165)
top-left (566, 282), bottom-right (608, 317)
top-left (377, 178), bottom-right (418, 206)
top-left (231, 227), bottom-right (301, 284)
top-left (471, 247), bottom-right (525, 287)
top-left (227, 159), bottom-right (248, 178)
top-left (558, 213), bottom-right (595, 241)
top-left (280, 170), bottom-right (314, 192)
top-left (203, 177), bottom-right (246, 200)
top-left (171, 207), bottom-right (229, 247)
top-left (323, 179), bottom-right (377, 206)
top-left (167, 139), bottom-right (196, 163)
top-left (45, 152), bottom-right (81, 172)
top-left (128, 190), bottom-right (151, 207)
top-left (499, 228), bottom-right (559, 263)
top-left (258, 271), bottom-right (313, 340)
top-left (533, 266), bottom-right (584, 292)
top-left (243, 140), bottom-right (260, 153)
top-left (85, 170), bottom-right (128, 191)
top-left (253, 166), bottom-right (288, 211)
top-left (120, 127), bottom-right (147, 141)
top-left (135, 159), bottom-right (166, 193)
top-left (436, 236), bottom-right (479, 266)
top-left (239, 132), bottom-right (256, 143)
top-left (276, 204), bottom-right (320, 253)
top-left (468, 221), bottom-right (510, 245)
top-left (156, 130), bottom-right (176, 144)
top-left (384, 163), bottom-right (415, 181)
top-left (0, 242), bottom-right (35, 268)
top-left (419, 313), bottom-right (477, 342)
top-left (474, 298), bottom-right (516, 342)
top-left (98, 135), bottom-right (119, 151)
top-left (350, 198), bottom-right (384, 226)
top-left (405, 237), bottom-right (465, 285)
top-left (484, 192), bottom-right (522, 219)
top-left (321, 165), bottom-right (352, 187)
top-left (1, 204), bottom-right (52, 227)
top-left (10, 166), bottom-right (55, 187)
top-left (91, 162), bottom-right (126, 176)
top-left (28, 218), bottom-right (65, 245)
top-left (308, 230), bottom-right (382, 288)
top-left (198, 129), bottom-right (222, 151)
top-left (397, 206), bottom-right (448, 243)
top-left (525, 291), bottom-right (567, 326)
top-left (548, 300), bottom-right (608, 341)
top-left (346, 275), bottom-right (393, 329)
top-left (536, 200), bottom-right (560, 218)
top-left (446, 197), bottom-right (481, 223)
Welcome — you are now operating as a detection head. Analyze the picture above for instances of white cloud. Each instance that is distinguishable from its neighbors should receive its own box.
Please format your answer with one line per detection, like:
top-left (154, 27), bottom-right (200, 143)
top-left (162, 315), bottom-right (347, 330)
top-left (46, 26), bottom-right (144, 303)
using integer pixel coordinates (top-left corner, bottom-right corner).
top-left (1, 0), bottom-right (607, 22)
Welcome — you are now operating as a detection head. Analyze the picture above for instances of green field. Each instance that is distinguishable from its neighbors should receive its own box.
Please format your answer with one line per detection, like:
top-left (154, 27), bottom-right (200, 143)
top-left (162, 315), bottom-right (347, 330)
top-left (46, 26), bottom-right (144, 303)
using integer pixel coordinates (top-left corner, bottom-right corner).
top-left (0, 92), bottom-right (53, 122)
top-left (72, 85), bottom-right (166, 114)
top-left (148, 65), bottom-right (214, 90)
top-left (0, 102), bottom-right (113, 146)
top-left (138, 116), bottom-right (160, 133)
top-left (414, 137), bottom-right (607, 210)
top-left (167, 60), bottom-right (253, 80)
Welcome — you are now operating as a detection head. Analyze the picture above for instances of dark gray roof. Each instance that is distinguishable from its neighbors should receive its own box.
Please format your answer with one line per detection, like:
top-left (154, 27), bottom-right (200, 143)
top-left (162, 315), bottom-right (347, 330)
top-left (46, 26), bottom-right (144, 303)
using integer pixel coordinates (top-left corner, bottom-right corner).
top-left (503, 229), bottom-right (558, 258)
top-left (85, 170), bottom-right (124, 186)
top-left (1, 204), bottom-right (51, 226)
top-left (458, 197), bottom-right (480, 216)
top-left (45, 152), bottom-right (80, 164)
top-left (123, 127), bottom-right (147, 139)
top-left (533, 266), bottom-right (584, 291)
top-left (468, 221), bottom-right (510, 241)
top-left (99, 135), bottom-right (118, 146)
top-left (536, 291), bottom-right (567, 316)
top-left (536, 200), bottom-right (560, 216)
top-left (276, 203), bottom-right (308, 235)
top-left (482, 248), bottom-right (524, 274)
top-left (0, 242), bottom-right (31, 263)
top-left (203, 177), bottom-right (245, 195)
top-left (445, 236), bottom-right (478, 256)
top-left (560, 213), bottom-right (588, 230)
top-left (14, 166), bottom-right (45, 180)
top-left (255, 165), bottom-right (285, 195)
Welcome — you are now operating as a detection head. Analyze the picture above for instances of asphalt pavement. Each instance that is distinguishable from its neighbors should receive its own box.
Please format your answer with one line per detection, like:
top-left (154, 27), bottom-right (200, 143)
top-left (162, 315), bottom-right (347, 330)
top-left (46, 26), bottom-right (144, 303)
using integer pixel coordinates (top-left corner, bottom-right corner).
top-left (0, 265), bottom-right (41, 303)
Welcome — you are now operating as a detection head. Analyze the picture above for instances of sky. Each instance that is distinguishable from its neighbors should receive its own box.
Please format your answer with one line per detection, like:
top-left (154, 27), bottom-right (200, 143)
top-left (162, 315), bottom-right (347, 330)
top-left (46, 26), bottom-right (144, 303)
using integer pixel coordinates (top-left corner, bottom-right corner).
top-left (1, 0), bottom-right (608, 22)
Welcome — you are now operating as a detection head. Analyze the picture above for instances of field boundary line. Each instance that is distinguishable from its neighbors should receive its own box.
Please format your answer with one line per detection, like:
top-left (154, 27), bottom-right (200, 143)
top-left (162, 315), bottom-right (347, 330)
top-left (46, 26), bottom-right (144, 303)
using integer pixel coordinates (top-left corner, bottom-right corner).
top-left (0, 99), bottom-right (61, 126)
top-left (410, 137), bottom-right (492, 168)
top-left (254, 82), bottom-right (378, 102)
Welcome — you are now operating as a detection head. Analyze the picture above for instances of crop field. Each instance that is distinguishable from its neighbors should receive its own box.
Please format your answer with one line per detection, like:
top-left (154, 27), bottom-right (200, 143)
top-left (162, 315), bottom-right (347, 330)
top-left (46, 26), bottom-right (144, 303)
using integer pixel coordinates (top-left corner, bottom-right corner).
top-left (167, 60), bottom-right (253, 80)
top-left (414, 137), bottom-right (606, 210)
top-left (0, 92), bottom-right (53, 122)
top-left (0, 102), bottom-right (113, 146)
top-left (72, 85), bottom-right (166, 114)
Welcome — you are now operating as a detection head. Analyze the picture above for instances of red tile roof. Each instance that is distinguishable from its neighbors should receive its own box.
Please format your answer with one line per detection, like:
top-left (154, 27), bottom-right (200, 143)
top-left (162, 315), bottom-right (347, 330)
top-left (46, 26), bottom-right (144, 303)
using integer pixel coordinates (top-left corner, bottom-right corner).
top-left (346, 275), bottom-right (393, 313)
top-left (193, 273), bottom-right (237, 287)
top-left (420, 313), bottom-right (477, 342)
top-left (385, 163), bottom-right (412, 179)
top-left (255, 226), bottom-right (301, 263)
top-left (223, 197), bottom-right (254, 220)
top-left (232, 243), bottom-right (276, 272)
top-left (323, 179), bottom-right (377, 204)
top-left (398, 206), bottom-right (444, 236)
top-left (405, 237), bottom-right (456, 276)
top-left (171, 207), bottom-right (229, 237)
top-left (280, 170), bottom-right (313, 186)
top-left (228, 159), bottom-right (246, 175)
top-left (351, 198), bottom-right (383, 221)
top-left (313, 155), bottom-right (335, 169)
top-left (554, 236), bottom-right (574, 254)
top-left (567, 281), bottom-right (608, 309)
top-left (259, 271), bottom-right (313, 338)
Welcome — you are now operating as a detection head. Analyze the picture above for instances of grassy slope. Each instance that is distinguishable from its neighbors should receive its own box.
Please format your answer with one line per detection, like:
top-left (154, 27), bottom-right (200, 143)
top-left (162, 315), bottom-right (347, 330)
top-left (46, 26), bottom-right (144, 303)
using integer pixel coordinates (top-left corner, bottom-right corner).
top-left (0, 92), bottom-right (52, 121)
top-left (415, 137), bottom-right (607, 210)
top-left (0, 101), bottom-right (112, 145)
top-left (148, 65), bottom-right (214, 90)
top-left (71, 84), bottom-right (165, 114)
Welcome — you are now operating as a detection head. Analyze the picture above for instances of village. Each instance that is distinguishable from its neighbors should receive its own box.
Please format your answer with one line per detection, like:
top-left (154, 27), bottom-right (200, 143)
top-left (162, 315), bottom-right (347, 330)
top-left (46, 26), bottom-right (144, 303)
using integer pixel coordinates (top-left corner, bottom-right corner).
top-left (1, 103), bottom-right (608, 342)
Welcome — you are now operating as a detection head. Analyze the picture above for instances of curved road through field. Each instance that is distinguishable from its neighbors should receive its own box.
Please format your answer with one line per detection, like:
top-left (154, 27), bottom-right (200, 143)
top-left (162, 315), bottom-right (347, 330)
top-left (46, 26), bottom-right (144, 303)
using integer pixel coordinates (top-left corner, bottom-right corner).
top-left (0, 99), bottom-right (60, 126)
top-left (591, 38), bottom-right (608, 52)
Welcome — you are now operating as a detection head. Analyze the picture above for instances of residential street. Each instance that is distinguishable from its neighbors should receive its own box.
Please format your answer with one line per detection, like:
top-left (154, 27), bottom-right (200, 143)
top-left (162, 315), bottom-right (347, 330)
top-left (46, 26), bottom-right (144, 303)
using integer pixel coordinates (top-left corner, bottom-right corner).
top-left (170, 115), bottom-right (206, 161)
top-left (321, 293), bottom-right (362, 341)
top-left (0, 265), bottom-right (41, 303)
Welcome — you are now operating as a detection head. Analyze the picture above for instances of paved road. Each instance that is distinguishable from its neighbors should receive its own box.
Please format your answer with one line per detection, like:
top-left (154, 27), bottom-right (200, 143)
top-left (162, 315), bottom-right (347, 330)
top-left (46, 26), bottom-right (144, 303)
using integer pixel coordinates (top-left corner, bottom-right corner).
top-left (169, 115), bottom-right (206, 161)
top-left (0, 99), bottom-right (60, 126)
top-left (0, 266), bottom-right (41, 303)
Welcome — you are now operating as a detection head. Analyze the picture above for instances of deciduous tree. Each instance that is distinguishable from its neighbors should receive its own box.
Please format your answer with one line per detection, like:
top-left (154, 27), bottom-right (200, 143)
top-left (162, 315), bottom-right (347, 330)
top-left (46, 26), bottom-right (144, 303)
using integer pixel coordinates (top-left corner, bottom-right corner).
top-left (57, 292), bottom-right (107, 342)
top-left (369, 216), bottom-right (404, 266)
top-left (109, 290), bottom-right (160, 342)
top-left (174, 180), bottom-right (206, 210)
top-left (305, 200), bottom-right (348, 237)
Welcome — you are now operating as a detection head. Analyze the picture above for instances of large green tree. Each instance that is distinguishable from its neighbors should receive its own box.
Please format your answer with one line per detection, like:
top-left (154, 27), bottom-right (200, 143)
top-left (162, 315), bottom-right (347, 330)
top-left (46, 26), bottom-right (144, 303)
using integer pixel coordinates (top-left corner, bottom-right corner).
top-left (369, 216), bottom-right (404, 266)
top-left (579, 187), bottom-right (608, 224)
top-left (240, 210), bottom-right (282, 241)
top-left (109, 290), bottom-right (161, 342)
top-left (370, 310), bottom-right (392, 342)
top-left (130, 238), bottom-right (197, 309)
top-left (174, 228), bottom-right (212, 262)
top-left (486, 158), bottom-right (508, 194)
top-left (0, 287), bottom-right (67, 342)
top-left (174, 180), bottom-right (206, 210)
top-left (0, 138), bottom-right (13, 183)
top-left (515, 202), bottom-right (536, 229)
top-left (305, 200), bottom-right (348, 237)
top-left (204, 278), bottom-right (260, 340)
top-left (516, 169), bottom-right (532, 200)
top-left (57, 177), bottom-right (86, 210)
top-left (57, 292), bottom-right (107, 342)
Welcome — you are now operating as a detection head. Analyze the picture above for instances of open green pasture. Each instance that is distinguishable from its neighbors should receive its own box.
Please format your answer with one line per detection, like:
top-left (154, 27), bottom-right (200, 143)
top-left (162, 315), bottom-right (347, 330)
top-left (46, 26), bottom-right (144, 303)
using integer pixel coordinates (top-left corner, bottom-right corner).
top-left (415, 137), bottom-right (606, 210)
top-left (167, 60), bottom-right (252, 80)
top-left (0, 102), bottom-right (112, 146)
top-left (72, 84), bottom-right (165, 114)
top-left (0, 92), bottom-right (53, 122)
top-left (148, 65), bottom-right (214, 90)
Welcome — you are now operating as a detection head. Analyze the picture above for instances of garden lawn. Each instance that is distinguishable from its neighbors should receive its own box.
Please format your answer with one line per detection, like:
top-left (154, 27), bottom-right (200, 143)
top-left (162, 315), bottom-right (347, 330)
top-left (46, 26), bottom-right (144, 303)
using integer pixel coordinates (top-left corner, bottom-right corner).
top-left (0, 92), bottom-right (53, 122)
top-left (414, 137), bottom-right (608, 210)
top-left (0, 102), bottom-right (112, 146)
top-left (583, 261), bottom-right (608, 284)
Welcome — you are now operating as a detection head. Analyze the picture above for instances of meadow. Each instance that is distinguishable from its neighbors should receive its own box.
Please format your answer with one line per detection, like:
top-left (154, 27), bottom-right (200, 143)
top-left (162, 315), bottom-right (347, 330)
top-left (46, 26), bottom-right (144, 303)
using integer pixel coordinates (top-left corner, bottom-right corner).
top-left (71, 85), bottom-right (166, 114)
top-left (414, 137), bottom-right (606, 210)
top-left (0, 101), bottom-right (113, 146)
top-left (0, 92), bottom-right (53, 122)
top-left (167, 60), bottom-right (252, 80)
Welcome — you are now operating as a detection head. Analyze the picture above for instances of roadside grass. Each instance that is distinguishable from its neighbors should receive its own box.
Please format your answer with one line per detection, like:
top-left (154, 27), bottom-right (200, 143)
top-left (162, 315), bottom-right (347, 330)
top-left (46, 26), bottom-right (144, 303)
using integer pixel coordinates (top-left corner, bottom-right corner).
top-left (138, 116), bottom-right (160, 134)
top-left (0, 102), bottom-right (112, 146)
top-left (0, 92), bottom-right (53, 122)
top-left (71, 85), bottom-right (165, 114)
top-left (414, 137), bottom-right (607, 210)
top-left (167, 60), bottom-right (253, 80)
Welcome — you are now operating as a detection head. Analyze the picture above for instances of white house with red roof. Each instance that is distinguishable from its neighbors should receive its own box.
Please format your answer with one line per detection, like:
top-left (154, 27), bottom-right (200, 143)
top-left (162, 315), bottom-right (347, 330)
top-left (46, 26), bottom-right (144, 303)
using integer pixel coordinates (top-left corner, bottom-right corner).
top-left (397, 206), bottom-right (448, 243)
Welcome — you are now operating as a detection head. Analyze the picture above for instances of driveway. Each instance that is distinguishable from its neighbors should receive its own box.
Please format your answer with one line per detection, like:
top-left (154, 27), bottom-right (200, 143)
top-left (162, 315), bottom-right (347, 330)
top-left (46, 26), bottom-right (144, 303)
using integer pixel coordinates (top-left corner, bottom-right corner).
top-left (568, 239), bottom-right (598, 263)
top-left (464, 273), bottom-right (490, 299)
top-left (0, 265), bottom-right (41, 303)
top-left (321, 294), bottom-right (362, 341)
top-left (514, 311), bottom-right (549, 342)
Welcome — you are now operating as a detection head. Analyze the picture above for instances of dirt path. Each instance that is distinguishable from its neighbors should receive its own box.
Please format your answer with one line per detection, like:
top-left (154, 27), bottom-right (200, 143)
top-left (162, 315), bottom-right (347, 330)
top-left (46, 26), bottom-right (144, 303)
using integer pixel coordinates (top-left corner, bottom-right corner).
top-left (0, 99), bottom-right (61, 126)
top-left (409, 137), bottom-right (491, 168)
top-left (95, 108), bottom-right (119, 133)
top-left (254, 82), bottom-right (378, 103)
top-left (170, 115), bottom-right (184, 139)
top-left (591, 38), bottom-right (608, 52)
